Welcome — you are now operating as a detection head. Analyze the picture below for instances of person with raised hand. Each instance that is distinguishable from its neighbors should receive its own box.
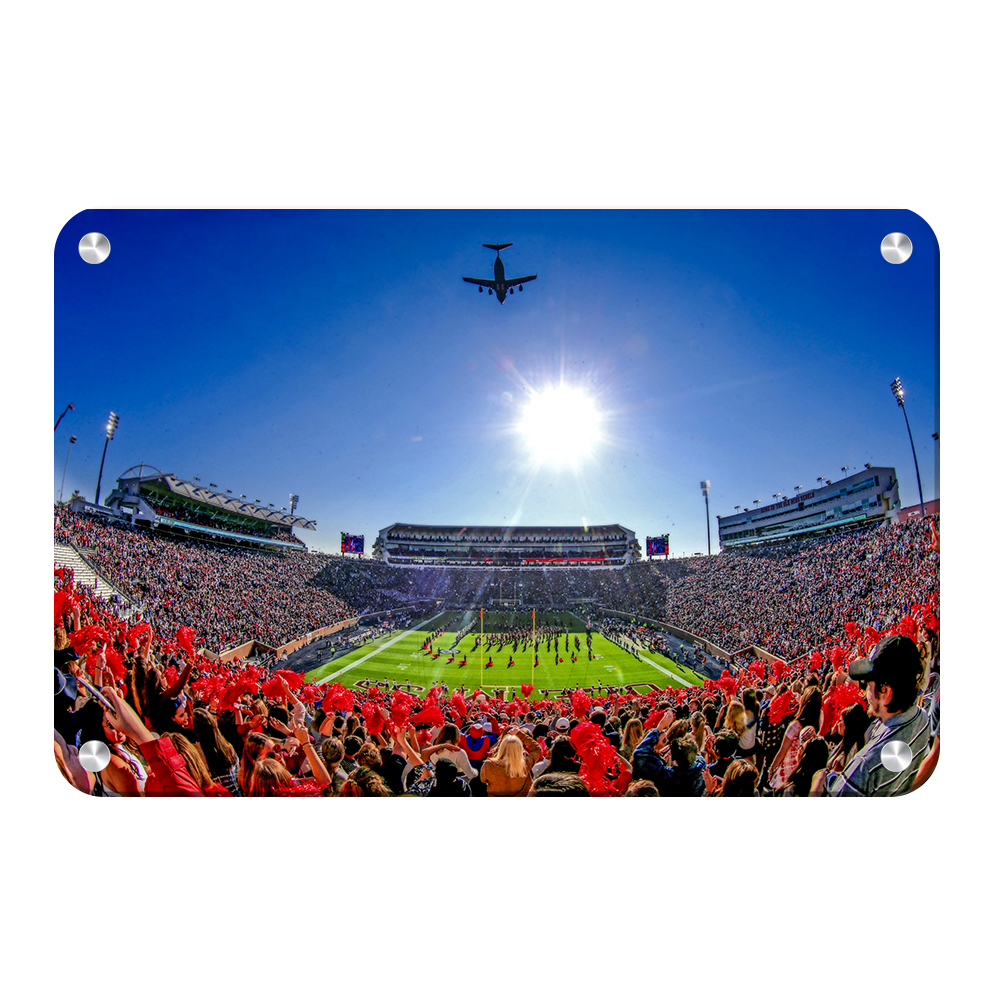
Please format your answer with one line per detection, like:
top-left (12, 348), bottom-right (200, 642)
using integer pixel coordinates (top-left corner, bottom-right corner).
top-left (246, 727), bottom-right (331, 796)
top-left (100, 685), bottom-right (205, 796)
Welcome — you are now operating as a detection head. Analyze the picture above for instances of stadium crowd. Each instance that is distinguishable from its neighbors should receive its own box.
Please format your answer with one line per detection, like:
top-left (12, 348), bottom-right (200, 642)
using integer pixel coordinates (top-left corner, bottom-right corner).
top-left (55, 507), bottom-right (356, 651)
top-left (644, 517), bottom-right (939, 660)
top-left (54, 504), bottom-right (939, 798)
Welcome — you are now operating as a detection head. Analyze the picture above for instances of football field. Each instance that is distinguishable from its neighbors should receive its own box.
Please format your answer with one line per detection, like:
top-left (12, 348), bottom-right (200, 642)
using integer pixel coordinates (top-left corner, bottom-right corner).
top-left (303, 610), bottom-right (704, 696)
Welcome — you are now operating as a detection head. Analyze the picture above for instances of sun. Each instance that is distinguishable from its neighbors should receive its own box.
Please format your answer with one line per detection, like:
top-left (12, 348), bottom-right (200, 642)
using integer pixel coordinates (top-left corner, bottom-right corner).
top-left (517, 384), bottom-right (603, 466)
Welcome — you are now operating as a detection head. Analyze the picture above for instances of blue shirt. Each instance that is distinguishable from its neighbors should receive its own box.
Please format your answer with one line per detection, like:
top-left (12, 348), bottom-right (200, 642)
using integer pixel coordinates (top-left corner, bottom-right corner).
top-left (631, 729), bottom-right (671, 791)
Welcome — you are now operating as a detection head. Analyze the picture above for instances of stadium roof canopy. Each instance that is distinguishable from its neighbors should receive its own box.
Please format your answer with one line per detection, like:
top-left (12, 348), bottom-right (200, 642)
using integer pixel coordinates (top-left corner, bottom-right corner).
top-left (117, 467), bottom-right (316, 530)
top-left (383, 523), bottom-right (626, 535)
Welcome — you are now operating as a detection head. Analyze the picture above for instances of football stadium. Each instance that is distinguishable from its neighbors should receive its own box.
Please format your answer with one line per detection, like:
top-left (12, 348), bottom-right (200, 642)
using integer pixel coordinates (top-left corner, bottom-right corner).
top-left (53, 463), bottom-right (939, 798)
top-left (53, 209), bottom-right (939, 798)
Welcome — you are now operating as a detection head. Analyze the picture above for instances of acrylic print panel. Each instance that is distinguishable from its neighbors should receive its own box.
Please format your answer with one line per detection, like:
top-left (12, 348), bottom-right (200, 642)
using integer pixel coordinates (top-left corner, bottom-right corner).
top-left (53, 209), bottom-right (940, 799)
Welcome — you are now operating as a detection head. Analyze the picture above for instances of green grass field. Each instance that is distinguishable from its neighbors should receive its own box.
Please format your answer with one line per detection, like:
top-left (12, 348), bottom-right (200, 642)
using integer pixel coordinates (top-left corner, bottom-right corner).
top-left (303, 610), bottom-right (704, 696)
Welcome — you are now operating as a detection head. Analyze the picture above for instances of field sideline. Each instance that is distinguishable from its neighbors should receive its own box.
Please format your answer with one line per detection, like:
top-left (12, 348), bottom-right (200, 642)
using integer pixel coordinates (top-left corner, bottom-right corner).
top-left (303, 610), bottom-right (704, 695)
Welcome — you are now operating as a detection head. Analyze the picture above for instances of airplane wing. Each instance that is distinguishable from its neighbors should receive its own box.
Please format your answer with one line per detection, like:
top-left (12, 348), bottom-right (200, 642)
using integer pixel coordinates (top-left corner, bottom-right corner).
top-left (463, 276), bottom-right (498, 289)
top-left (506, 275), bottom-right (537, 286)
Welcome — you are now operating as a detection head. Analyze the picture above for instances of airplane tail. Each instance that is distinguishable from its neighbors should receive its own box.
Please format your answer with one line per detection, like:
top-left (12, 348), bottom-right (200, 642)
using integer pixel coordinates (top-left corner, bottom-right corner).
top-left (483, 242), bottom-right (513, 252)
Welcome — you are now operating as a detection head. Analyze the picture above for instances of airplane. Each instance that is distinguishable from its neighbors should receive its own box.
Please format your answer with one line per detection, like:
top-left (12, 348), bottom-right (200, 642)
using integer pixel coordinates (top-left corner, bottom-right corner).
top-left (463, 243), bottom-right (536, 304)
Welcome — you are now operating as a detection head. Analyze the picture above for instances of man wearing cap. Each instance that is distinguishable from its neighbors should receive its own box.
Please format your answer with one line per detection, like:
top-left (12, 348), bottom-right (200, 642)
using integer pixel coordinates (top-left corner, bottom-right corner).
top-left (459, 720), bottom-right (498, 770)
top-left (825, 635), bottom-right (931, 797)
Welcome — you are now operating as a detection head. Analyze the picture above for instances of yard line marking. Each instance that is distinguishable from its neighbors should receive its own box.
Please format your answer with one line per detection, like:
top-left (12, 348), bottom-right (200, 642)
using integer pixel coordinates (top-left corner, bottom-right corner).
top-left (633, 650), bottom-right (694, 687)
top-left (317, 619), bottom-right (436, 682)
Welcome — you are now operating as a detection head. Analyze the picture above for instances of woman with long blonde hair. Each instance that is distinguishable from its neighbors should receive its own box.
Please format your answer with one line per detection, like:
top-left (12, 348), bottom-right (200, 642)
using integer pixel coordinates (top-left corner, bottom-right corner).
top-left (722, 700), bottom-right (747, 738)
top-left (247, 757), bottom-right (296, 796)
top-left (619, 718), bottom-right (645, 762)
top-left (480, 730), bottom-right (540, 796)
top-left (689, 711), bottom-right (709, 754)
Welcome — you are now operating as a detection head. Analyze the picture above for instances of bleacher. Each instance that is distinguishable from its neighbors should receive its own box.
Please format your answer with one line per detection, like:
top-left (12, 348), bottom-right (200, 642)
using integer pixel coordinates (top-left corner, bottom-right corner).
top-left (53, 540), bottom-right (144, 617)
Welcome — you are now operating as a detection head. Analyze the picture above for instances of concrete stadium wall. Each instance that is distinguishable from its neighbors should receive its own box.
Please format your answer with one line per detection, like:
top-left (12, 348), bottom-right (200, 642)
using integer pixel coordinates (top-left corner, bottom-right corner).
top-left (729, 644), bottom-right (782, 663)
top-left (218, 640), bottom-right (273, 664)
top-left (598, 608), bottom-right (740, 664)
top-left (218, 604), bottom-right (421, 664)
top-left (273, 618), bottom-right (360, 658)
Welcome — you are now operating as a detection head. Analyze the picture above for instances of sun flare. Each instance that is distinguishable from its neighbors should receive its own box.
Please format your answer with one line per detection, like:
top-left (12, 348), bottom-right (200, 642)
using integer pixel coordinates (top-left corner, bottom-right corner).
top-left (517, 384), bottom-right (603, 466)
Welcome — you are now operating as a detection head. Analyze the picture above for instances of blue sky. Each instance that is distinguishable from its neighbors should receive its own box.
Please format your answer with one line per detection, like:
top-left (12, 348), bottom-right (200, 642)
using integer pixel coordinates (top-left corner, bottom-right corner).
top-left (54, 209), bottom-right (938, 556)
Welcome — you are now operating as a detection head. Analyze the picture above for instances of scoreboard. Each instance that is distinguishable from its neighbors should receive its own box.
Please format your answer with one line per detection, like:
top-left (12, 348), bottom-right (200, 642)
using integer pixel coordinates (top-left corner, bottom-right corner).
top-left (646, 534), bottom-right (669, 557)
top-left (341, 532), bottom-right (364, 554)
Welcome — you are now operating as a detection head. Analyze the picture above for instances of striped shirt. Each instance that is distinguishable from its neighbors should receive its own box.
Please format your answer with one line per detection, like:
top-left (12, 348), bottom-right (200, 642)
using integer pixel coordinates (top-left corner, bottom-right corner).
top-left (826, 703), bottom-right (931, 797)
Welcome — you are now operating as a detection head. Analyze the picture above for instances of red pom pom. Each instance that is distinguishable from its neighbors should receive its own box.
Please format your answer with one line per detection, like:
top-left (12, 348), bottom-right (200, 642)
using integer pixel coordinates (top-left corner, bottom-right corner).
top-left (54, 590), bottom-right (75, 625)
top-left (176, 626), bottom-right (198, 658)
top-left (889, 615), bottom-right (919, 642)
top-left (833, 681), bottom-right (867, 711)
top-left (299, 684), bottom-right (322, 704)
top-left (192, 674), bottom-right (226, 703)
top-left (821, 682), bottom-right (867, 736)
top-left (863, 626), bottom-right (882, 651)
top-left (571, 688), bottom-right (591, 720)
top-left (768, 690), bottom-right (798, 724)
top-left (104, 648), bottom-right (126, 682)
top-left (218, 670), bottom-right (261, 711)
top-left (390, 689), bottom-right (417, 718)
top-left (521, 683), bottom-right (534, 697)
top-left (68, 624), bottom-right (111, 655)
top-left (645, 709), bottom-right (665, 729)
top-left (408, 705), bottom-right (445, 728)
top-left (570, 721), bottom-right (623, 796)
top-left (322, 683), bottom-right (354, 714)
top-left (261, 677), bottom-right (285, 700)
top-left (449, 691), bottom-right (468, 718)
top-left (361, 700), bottom-right (385, 735)
top-left (122, 623), bottom-right (151, 652)
top-left (768, 659), bottom-right (790, 684)
top-left (274, 669), bottom-right (303, 692)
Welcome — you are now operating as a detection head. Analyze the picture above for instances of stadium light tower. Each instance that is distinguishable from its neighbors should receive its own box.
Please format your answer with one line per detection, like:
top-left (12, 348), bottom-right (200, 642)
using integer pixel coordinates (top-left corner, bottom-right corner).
top-left (54, 401), bottom-right (74, 432)
top-left (59, 435), bottom-right (77, 503)
top-left (891, 377), bottom-right (926, 517)
top-left (290, 493), bottom-right (299, 515)
top-left (94, 412), bottom-right (118, 505)
top-left (700, 480), bottom-right (712, 556)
